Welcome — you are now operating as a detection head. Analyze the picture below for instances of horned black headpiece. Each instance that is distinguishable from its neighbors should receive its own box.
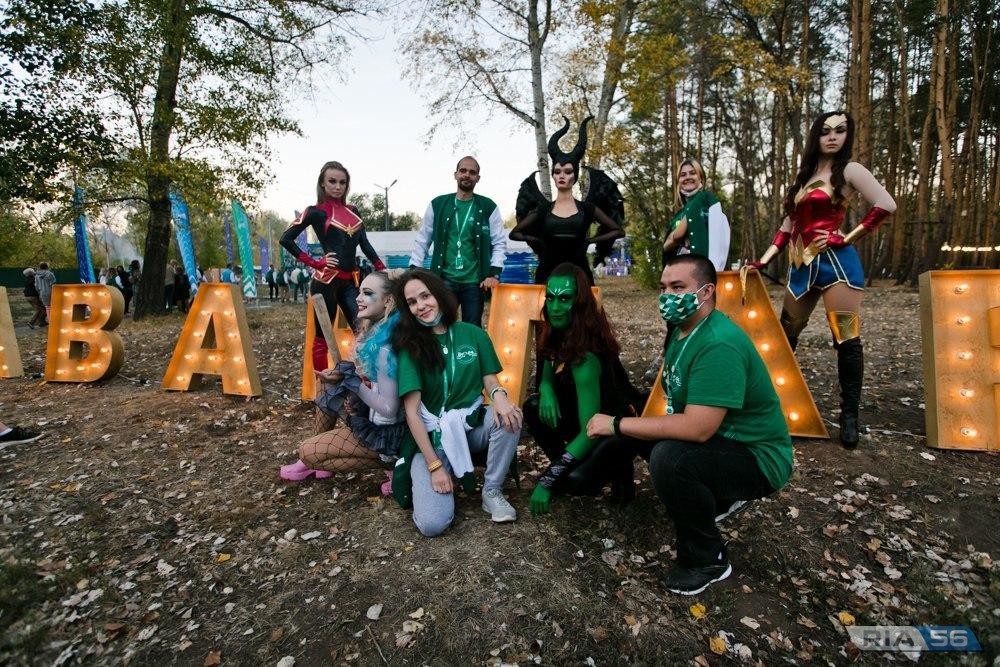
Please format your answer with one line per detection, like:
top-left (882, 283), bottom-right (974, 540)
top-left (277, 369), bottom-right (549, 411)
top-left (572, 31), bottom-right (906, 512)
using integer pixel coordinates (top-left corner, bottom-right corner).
top-left (547, 115), bottom-right (593, 174)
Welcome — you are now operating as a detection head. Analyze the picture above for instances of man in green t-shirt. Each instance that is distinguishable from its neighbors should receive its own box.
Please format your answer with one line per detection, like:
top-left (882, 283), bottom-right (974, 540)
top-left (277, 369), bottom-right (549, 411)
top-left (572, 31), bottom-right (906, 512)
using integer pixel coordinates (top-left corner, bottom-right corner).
top-left (588, 254), bottom-right (793, 595)
top-left (409, 156), bottom-right (507, 327)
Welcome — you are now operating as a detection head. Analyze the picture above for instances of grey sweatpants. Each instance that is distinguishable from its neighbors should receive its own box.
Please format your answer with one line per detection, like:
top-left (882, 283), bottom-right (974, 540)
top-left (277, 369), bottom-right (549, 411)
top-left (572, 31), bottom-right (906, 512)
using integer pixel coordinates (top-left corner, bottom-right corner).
top-left (410, 406), bottom-right (519, 537)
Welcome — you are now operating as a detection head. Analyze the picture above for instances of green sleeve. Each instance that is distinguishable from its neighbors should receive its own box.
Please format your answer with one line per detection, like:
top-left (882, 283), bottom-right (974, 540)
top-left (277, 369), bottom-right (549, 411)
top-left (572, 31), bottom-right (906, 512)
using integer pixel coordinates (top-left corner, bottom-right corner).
top-left (396, 349), bottom-right (422, 397)
top-left (564, 353), bottom-right (603, 459)
top-left (686, 343), bottom-right (746, 409)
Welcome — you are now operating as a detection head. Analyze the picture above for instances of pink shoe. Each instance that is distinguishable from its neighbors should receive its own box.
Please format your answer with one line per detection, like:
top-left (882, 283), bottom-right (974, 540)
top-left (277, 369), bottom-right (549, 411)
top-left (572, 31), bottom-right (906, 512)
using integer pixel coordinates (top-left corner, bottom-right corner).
top-left (380, 471), bottom-right (393, 497)
top-left (280, 460), bottom-right (331, 481)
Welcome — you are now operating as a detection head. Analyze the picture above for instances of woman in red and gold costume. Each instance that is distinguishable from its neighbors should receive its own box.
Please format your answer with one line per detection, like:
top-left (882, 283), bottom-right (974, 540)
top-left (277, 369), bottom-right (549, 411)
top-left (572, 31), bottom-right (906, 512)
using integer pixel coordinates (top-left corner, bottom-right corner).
top-left (749, 111), bottom-right (895, 449)
top-left (281, 161), bottom-right (386, 371)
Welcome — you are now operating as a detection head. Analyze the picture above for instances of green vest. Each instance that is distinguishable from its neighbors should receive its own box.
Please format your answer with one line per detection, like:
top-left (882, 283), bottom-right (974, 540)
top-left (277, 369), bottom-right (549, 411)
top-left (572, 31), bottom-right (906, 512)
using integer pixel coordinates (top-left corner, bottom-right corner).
top-left (426, 193), bottom-right (501, 283)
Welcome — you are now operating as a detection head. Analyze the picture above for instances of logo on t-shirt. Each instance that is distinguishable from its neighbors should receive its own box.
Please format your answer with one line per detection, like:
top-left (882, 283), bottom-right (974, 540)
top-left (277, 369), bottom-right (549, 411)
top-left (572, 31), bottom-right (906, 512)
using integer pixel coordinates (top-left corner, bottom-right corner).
top-left (455, 344), bottom-right (478, 365)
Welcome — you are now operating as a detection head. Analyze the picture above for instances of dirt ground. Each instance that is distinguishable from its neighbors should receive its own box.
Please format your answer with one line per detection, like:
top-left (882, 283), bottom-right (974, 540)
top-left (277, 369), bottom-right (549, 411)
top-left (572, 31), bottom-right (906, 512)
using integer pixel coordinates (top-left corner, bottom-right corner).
top-left (1, 277), bottom-right (997, 666)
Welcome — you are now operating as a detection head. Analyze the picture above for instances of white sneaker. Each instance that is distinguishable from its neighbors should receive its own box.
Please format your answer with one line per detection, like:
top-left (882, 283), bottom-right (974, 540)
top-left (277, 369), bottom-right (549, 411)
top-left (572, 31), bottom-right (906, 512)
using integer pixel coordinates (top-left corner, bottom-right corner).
top-left (482, 488), bottom-right (517, 523)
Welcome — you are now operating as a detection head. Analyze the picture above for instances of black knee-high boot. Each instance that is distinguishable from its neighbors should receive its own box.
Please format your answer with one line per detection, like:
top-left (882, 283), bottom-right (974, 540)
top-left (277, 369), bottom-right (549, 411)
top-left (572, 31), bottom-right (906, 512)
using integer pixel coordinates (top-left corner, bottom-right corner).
top-left (836, 338), bottom-right (864, 448)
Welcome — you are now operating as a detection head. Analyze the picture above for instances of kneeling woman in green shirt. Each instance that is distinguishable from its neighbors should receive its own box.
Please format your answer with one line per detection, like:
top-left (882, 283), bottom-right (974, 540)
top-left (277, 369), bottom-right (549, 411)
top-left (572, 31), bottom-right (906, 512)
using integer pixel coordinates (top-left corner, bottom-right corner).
top-left (391, 269), bottom-right (523, 536)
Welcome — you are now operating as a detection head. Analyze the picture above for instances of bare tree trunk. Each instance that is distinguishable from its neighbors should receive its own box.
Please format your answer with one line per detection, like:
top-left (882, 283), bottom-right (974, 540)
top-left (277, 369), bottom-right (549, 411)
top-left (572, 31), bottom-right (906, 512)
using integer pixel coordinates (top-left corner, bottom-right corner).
top-left (528, 0), bottom-right (551, 198)
top-left (134, 0), bottom-right (187, 320)
top-left (590, 0), bottom-right (637, 168)
top-left (928, 0), bottom-right (954, 270)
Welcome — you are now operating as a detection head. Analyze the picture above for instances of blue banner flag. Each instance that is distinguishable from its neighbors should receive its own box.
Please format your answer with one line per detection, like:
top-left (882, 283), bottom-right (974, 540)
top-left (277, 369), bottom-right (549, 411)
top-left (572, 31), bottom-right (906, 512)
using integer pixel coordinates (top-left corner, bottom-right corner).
top-left (259, 237), bottom-right (269, 277)
top-left (167, 187), bottom-right (200, 294)
top-left (72, 187), bottom-right (96, 283)
top-left (230, 200), bottom-right (258, 299)
top-left (223, 213), bottom-right (235, 264)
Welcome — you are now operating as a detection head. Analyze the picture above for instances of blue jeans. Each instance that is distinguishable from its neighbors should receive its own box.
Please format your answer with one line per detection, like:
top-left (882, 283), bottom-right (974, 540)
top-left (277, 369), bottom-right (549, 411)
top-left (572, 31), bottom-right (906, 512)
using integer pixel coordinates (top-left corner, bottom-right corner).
top-left (409, 406), bottom-right (519, 537)
top-left (445, 280), bottom-right (484, 328)
top-left (648, 435), bottom-right (775, 567)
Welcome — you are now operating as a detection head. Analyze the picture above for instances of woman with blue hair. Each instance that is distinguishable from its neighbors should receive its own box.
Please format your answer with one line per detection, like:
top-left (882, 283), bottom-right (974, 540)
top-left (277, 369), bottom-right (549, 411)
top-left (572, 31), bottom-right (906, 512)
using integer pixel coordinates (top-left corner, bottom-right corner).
top-left (280, 270), bottom-right (405, 483)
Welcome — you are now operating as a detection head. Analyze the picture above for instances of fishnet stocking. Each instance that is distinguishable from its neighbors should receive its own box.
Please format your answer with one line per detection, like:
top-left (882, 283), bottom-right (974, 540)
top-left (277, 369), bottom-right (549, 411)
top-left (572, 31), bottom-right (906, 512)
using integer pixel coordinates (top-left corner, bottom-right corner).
top-left (299, 427), bottom-right (381, 472)
top-left (313, 406), bottom-right (338, 435)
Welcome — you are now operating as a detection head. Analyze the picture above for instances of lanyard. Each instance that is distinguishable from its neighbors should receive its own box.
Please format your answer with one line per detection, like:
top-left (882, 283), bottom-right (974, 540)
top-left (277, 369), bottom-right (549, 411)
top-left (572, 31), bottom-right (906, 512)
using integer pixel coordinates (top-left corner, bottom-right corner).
top-left (664, 315), bottom-right (710, 413)
top-left (439, 327), bottom-right (455, 417)
top-left (453, 197), bottom-right (475, 239)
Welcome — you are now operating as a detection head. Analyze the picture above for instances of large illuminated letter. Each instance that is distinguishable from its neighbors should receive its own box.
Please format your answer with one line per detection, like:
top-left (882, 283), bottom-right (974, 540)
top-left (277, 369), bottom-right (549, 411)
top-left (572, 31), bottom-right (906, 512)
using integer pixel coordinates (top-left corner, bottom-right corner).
top-left (300, 296), bottom-right (355, 401)
top-left (43, 285), bottom-right (124, 382)
top-left (919, 270), bottom-right (1000, 451)
top-left (0, 287), bottom-right (24, 378)
top-left (162, 283), bottom-right (261, 397)
top-left (643, 270), bottom-right (828, 439)
top-left (485, 284), bottom-right (602, 406)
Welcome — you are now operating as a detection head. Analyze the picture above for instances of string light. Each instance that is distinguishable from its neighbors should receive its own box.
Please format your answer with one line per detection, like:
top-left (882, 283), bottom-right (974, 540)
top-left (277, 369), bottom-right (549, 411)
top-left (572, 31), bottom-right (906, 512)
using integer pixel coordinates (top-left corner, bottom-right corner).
top-left (959, 388), bottom-right (975, 398)
top-left (960, 427), bottom-right (977, 437)
top-left (759, 343), bottom-right (771, 352)
top-left (956, 316), bottom-right (971, 325)
top-left (775, 376), bottom-right (786, 386)
top-left (954, 284), bottom-right (969, 294)
top-left (747, 309), bottom-right (758, 319)
top-left (957, 351), bottom-right (973, 360)
top-left (724, 281), bottom-right (734, 290)
top-left (789, 411), bottom-right (800, 421)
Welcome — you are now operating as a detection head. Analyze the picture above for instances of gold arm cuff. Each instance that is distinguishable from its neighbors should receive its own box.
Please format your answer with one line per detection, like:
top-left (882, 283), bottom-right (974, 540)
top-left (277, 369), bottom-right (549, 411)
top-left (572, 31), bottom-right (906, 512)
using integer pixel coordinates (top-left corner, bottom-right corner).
top-left (842, 225), bottom-right (868, 245)
top-left (827, 311), bottom-right (861, 344)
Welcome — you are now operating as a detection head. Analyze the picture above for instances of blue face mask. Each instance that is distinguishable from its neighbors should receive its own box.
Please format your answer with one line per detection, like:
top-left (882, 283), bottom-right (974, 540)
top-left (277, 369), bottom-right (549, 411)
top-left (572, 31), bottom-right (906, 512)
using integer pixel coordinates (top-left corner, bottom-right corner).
top-left (658, 285), bottom-right (708, 324)
top-left (418, 312), bottom-right (443, 328)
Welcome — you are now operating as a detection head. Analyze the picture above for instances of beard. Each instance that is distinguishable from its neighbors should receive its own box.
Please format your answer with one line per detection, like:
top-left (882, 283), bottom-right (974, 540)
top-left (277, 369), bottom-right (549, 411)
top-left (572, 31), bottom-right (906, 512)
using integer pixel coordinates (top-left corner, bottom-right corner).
top-left (457, 180), bottom-right (476, 193)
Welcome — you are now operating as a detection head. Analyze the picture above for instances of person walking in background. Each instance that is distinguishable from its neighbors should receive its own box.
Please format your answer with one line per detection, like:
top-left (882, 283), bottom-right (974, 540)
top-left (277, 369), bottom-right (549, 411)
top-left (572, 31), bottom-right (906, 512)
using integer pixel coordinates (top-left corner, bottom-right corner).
top-left (276, 265), bottom-right (289, 302)
top-left (266, 263), bottom-right (277, 301)
top-left (115, 265), bottom-right (134, 315)
top-left (409, 156), bottom-right (506, 327)
top-left (173, 264), bottom-right (191, 312)
top-left (164, 260), bottom-right (177, 311)
top-left (129, 260), bottom-right (142, 294)
top-left (23, 268), bottom-right (46, 328)
top-left (34, 262), bottom-right (56, 324)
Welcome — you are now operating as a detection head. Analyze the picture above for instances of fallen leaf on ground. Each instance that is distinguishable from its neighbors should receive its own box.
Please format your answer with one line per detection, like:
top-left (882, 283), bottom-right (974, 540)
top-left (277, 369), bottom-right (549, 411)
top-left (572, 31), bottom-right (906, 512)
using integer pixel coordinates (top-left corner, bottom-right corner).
top-left (689, 603), bottom-right (706, 619)
top-left (837, 611), bottom-right (856, 626)
top-left (709, 634), bottom-right (727, 654)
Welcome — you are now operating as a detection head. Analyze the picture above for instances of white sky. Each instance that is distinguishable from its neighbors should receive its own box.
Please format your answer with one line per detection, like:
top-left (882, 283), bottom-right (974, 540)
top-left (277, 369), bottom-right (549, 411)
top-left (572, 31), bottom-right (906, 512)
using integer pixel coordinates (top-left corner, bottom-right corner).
top-left (259, 21), bottom-right (540, 224)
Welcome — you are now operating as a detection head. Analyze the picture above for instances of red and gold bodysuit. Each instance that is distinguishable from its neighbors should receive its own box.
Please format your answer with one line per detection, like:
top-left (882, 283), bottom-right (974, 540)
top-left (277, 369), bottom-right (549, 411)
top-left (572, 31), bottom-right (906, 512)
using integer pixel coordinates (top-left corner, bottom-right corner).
top-left (787, 182), bottom-right (847, 268)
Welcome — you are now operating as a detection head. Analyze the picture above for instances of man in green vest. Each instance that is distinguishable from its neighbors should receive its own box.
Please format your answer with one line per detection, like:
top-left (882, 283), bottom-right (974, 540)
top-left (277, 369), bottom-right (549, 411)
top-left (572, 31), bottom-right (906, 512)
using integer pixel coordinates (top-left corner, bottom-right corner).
top-left (409, 156), bottom-right (506, 327)
top-left (587, 254), bottom-right (794, 595)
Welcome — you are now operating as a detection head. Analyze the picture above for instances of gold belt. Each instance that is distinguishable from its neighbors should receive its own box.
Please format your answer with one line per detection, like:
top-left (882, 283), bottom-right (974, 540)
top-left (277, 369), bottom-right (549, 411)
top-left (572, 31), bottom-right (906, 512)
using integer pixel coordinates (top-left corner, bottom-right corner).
top-left (788, 237), bottom-right (824, 269)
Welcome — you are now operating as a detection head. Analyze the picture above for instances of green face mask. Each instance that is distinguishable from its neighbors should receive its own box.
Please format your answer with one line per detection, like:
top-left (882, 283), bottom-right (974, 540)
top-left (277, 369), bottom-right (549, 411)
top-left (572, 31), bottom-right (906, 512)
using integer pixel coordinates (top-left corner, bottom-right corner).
top-left (658, 284), bottom-right (708, 324)
top-left (544, 276), bottom-right (577, 330)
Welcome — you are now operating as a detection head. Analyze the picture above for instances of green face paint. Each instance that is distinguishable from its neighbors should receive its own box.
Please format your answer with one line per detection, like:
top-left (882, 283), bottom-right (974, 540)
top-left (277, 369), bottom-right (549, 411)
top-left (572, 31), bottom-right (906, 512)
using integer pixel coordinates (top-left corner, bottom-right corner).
top-left (544, 276), bottom-right (577, 330)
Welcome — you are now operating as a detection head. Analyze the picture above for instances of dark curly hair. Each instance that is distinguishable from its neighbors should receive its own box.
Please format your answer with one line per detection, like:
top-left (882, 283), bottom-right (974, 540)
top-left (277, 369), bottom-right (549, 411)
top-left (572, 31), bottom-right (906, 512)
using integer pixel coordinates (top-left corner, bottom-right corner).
top-left (390, 269), bottom-right (458, 371)
top-left (783, 111), bottom-right (854, 217)
top-left (537, 262), bottom-right (620, 366)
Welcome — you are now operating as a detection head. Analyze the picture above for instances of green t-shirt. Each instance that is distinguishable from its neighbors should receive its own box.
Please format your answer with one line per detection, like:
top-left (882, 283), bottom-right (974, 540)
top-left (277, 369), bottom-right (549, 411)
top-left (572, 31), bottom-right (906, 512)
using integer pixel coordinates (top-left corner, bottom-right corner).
top-left (397, 322), bottom-right (502, 416)
top-left (441, 197), bottom-right (479, 284)
top-left (660, 309), bottom-right (793, 490)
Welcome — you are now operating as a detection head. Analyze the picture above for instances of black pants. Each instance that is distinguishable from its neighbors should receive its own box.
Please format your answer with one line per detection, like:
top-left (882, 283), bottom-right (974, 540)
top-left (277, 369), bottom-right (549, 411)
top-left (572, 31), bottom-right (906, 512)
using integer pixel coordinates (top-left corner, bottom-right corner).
top-left (310, 277), bottom-right (359, 334)
top-left (648, 435), bottom-right (775, 567)
top-left (522, 394), bottom-right (635, 495)
top-left (444, 280), bottom-right (484, 328)
top-left (268, 283), bottom-right (277, 301)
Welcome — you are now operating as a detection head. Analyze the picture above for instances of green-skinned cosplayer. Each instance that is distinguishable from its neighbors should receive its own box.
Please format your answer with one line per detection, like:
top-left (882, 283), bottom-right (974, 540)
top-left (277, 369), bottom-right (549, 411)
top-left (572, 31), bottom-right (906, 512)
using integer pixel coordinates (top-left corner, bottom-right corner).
top-left (521, 262), bottom-right (644, 516)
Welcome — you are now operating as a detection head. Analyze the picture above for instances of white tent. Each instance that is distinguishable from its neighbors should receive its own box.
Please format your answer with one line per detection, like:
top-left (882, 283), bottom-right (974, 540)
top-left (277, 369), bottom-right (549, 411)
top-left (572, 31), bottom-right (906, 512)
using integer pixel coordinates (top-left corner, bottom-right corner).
top-left (364, 231), bottom-right (532, 258)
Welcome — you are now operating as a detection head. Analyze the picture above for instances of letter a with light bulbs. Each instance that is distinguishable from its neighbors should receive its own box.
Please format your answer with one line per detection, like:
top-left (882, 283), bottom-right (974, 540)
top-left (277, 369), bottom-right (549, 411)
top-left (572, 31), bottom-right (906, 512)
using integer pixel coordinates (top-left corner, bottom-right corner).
top-left (299, 296), bottom-right (356, 400)
top-left (0, 287), bottom-right (24, 378)
top-left (919, 270), bottom-right (1000, 451)
top-left (43, 285), bottom-right (125, 382)
top-left (162, 283), bottom-right (262, 397)
top-left (643, 271), bottom-right (828, 439)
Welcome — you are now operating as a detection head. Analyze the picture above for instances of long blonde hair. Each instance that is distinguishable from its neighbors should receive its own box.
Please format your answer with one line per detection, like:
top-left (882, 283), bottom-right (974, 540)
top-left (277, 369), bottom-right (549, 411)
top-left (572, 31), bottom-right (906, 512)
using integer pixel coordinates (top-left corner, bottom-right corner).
top-left (674, 158), bottom-right (706, 208)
